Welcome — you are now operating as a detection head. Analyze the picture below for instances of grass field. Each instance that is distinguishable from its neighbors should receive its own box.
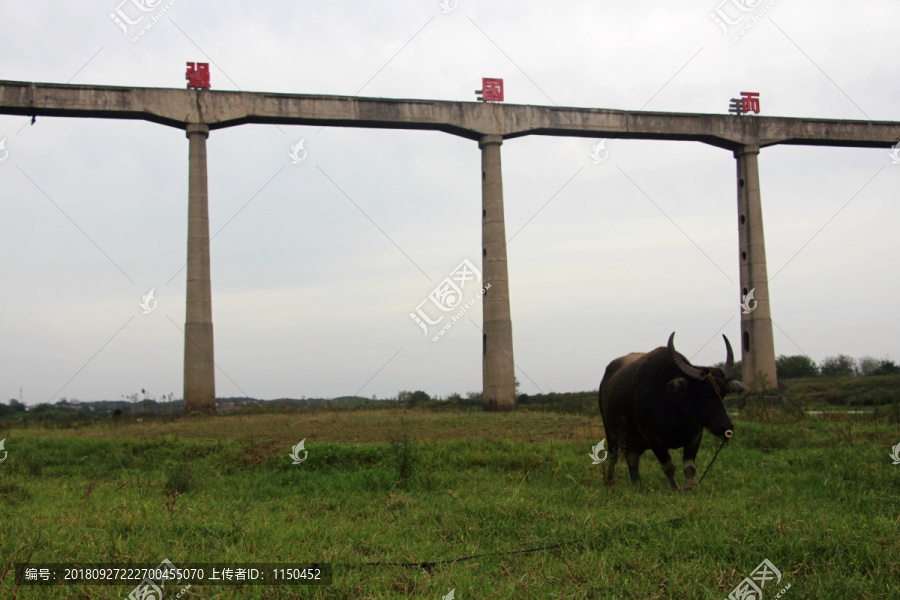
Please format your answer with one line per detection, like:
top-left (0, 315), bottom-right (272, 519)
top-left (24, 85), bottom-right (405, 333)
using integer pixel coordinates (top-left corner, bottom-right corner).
top-left (1, 406), bottom-right (899, 599)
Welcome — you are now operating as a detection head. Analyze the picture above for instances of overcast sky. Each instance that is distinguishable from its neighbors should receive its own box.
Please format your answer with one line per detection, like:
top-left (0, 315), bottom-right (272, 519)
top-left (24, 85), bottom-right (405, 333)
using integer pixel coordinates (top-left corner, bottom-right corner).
top-left (1, 1), bottom-right (898, 405)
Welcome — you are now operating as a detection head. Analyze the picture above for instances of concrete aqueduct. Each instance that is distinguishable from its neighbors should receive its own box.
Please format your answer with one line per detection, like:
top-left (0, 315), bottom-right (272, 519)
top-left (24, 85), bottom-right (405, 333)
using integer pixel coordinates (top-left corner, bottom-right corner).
top-left (2, 80), bottom-right (898, 411)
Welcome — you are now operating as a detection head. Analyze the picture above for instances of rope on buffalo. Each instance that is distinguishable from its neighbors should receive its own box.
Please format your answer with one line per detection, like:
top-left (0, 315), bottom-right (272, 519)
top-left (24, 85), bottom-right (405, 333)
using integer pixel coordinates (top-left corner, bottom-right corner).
top-left (695, 370), bottom-right (729, 485)
top-left (698, 437), bottom-right (727, 484)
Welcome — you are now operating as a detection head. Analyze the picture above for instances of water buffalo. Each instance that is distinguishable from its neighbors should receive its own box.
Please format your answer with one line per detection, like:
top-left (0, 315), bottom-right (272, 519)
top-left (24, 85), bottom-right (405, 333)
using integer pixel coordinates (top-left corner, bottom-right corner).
top-left (599, 332), bottom-right (743, 490)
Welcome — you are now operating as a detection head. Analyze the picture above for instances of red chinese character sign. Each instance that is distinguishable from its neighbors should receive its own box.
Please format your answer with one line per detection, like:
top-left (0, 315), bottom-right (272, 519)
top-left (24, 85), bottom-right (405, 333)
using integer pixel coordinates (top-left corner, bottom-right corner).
top-left (728, 92), bottom-right (760, 116)
top-left (186, 62), bottom-right (210, 89)
top-left (740, 91), bottom-right (760, 114)
top-left (483, 78), bottom-right (503, 101)
top-left (476, 78), bottom-right (504, 102)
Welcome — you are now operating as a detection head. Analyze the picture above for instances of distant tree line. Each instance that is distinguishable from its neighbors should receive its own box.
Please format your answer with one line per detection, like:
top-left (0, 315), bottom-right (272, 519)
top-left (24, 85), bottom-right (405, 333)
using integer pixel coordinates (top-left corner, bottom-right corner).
top-left (0, 391), bottom-right (181, 421)
top-left (711, 352), bottom-right (900, 383)
top-left (775, 354), bottom-right (900, 379)
top-left (0, 398), bottom-right (26, 417)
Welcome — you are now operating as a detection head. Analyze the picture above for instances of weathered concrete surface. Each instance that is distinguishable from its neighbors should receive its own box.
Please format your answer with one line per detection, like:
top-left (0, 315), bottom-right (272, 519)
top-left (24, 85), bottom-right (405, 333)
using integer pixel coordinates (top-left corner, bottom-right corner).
top-left (480, 135), bottom-right (516, 411)
top-left (736, 145), bottom-right (778, 391)
top-left (2, 80), bottom-right (899, 147)
top-left (183, 123), bottom-right (216, 413)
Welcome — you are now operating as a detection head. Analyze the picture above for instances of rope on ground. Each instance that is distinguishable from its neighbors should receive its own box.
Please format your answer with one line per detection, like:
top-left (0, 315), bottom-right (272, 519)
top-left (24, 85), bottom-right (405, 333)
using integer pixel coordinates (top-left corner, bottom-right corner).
top-left (337, 516), bottom-right (688, 572)
top-left (698, 438), bottom-right (727, 485)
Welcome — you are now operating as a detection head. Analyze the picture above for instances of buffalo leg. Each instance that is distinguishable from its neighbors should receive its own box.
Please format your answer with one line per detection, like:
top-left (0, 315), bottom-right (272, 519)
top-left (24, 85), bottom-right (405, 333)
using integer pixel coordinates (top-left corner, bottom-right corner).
top-left (604, 434), bottom-right (619, 486)
top-left (650, 447), bottom-right (679, 490)
top-left (682, 432), bottom-right (703, 490)
top-left (625, 449), bottom-right (643, 487)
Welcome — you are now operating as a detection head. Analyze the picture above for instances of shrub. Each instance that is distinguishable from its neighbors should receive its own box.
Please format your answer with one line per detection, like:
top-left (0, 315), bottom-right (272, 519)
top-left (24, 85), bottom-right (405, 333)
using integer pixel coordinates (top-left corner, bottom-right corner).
top-left (776, 354), bottom-right (819, 379)
top-left (820, 355), bottom-right (855, 377)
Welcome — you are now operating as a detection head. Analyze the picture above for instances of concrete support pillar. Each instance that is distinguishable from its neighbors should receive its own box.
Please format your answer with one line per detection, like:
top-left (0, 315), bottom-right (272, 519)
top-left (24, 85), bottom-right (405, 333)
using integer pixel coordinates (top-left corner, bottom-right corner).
top-left (479, 134), bottom-right (516, 411)
top-left (735, 144), bottom-right (778, 391)
top-left (183, 123), bottom-right (216, 413)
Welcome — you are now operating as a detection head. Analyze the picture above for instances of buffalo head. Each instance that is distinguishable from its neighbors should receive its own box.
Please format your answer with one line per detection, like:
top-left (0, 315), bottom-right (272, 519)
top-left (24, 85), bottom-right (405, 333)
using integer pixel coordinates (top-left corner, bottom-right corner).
top-left (665, 332), bottom-right (742, 441)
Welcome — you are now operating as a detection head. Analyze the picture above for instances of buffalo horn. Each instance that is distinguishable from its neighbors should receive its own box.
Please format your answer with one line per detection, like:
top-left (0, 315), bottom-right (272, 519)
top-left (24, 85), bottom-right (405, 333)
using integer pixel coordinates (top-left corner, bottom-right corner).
top-left (668, 332), bottom-right (703, 380)
top-left (722, 334), bottom-right (735, 379)
top-left (728, 380), bottom-right (745, 393)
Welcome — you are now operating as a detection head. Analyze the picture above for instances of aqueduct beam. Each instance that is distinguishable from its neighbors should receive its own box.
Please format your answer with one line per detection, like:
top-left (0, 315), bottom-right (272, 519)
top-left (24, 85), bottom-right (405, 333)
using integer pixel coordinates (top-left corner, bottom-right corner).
top-left (3, 80), bottom-right (899, 405)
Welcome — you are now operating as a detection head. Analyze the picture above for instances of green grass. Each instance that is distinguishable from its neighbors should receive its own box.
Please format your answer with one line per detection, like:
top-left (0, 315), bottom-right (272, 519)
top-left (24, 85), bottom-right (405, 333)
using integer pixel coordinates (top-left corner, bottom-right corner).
top-left (1, 408), bottom-right (898, 599)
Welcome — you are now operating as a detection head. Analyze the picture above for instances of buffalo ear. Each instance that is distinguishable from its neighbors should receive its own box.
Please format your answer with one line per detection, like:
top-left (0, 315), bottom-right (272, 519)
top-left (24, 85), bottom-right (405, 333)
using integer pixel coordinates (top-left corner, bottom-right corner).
top-left (666, 378), bottom-right (689, 393)
top-left (727, 380), bottom-right (745, 393)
